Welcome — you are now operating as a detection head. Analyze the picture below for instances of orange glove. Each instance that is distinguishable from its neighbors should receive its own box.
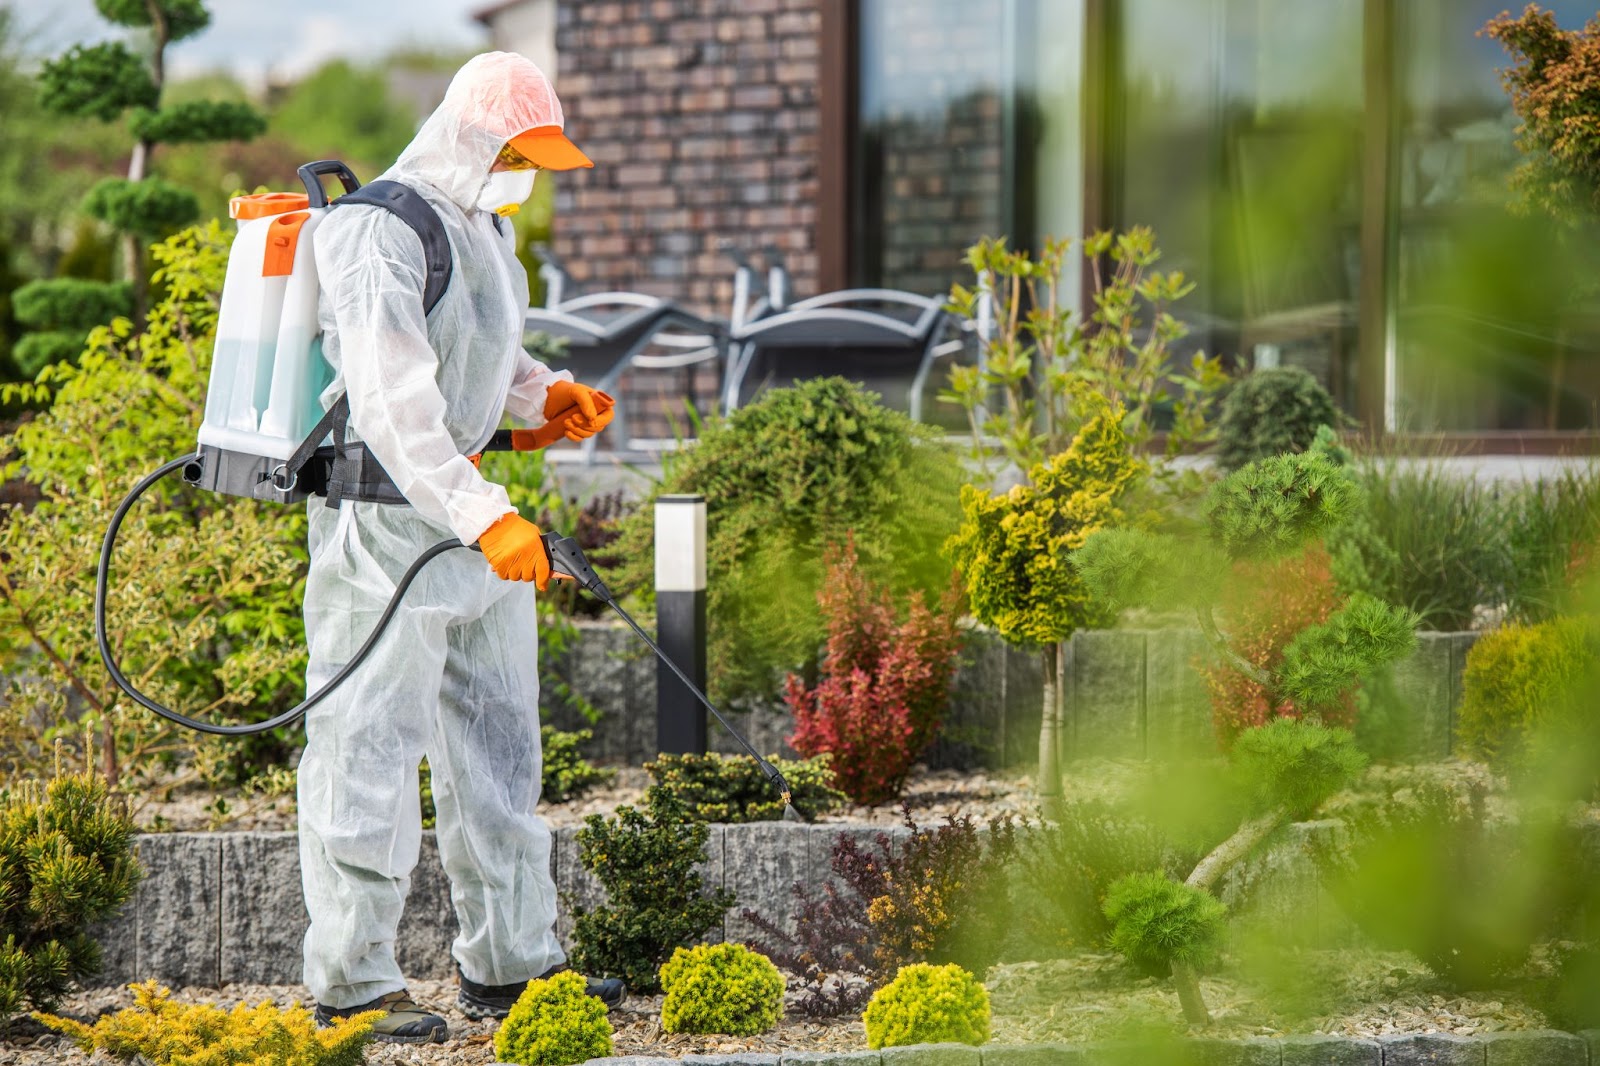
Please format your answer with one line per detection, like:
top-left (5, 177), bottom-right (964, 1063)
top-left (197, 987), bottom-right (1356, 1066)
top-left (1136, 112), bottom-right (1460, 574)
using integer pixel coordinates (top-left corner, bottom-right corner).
top-left (539, 381), bottom-right (616, 443)
top-left (477, 512), bottom-right (552, 589)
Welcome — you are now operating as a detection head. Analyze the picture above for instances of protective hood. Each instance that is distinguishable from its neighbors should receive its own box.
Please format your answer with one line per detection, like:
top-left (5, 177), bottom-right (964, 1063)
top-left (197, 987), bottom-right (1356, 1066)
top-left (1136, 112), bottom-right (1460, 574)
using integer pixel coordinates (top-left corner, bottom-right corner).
top-left (387, 51), bottom-right (569, 211)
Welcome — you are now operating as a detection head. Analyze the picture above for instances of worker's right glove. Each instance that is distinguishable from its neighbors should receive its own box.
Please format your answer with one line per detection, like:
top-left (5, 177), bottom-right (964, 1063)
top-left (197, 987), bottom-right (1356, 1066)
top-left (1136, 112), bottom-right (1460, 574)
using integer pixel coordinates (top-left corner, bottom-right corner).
top-left (477, 512), bottom-right (552, 589)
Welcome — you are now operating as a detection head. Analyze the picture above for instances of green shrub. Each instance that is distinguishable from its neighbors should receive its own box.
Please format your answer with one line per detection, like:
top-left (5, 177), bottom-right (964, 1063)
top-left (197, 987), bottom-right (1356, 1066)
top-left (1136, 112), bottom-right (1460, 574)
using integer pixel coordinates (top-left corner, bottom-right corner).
top-left (608, 377), bottom-right (963, 703)
top-left (1455, 617), bottom-right (1595, 764)
top-left (0, 769), bottom-right (141, 1022)
top-left (644, 751), bottom-right (844, 823)
top-left (569, 788), bottom-right (735, 993)
top-left (493, 969), bottom-right (614, 1066)
top-left (659, 943), bottom-right (785, 1036)
top-left (1215, 366), bottom-right (1342, 471)
top-left (862, 963), bottom-right (990, 1049)
top-left (39, 980), bottom-right (375, 1066)
top-left (1328, 459), bottom-right (1515, 631)
top-left (1229, 718), bottom-right (1367, 820)
top-left (1013, 800), bottom-right (1180, 956)
top-left (1204, 444), bottom-right (1357, 562)
top-left (1102, 872), bottom-right (1227, 977)
top-left (542, 727), bottom-right (614, 803)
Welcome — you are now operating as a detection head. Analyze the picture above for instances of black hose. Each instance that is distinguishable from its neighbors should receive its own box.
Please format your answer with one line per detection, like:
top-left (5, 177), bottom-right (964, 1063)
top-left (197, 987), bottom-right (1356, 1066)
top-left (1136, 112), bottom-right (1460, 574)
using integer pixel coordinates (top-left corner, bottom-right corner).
top-left (95, 454), bottom-right (469, 736)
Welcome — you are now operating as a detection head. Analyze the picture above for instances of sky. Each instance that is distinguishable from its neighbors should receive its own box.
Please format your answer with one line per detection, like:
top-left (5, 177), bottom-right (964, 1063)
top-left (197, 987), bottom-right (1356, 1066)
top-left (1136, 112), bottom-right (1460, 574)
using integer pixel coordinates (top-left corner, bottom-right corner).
top-left (9, 0), bottom-right (492, 88)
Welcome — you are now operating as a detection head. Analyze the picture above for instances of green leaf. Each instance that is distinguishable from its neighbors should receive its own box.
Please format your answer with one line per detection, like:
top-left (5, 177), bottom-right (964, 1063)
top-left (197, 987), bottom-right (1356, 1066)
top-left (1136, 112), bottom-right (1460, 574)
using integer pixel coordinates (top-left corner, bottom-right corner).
top-left (38, 42), bottom-right (157, 121)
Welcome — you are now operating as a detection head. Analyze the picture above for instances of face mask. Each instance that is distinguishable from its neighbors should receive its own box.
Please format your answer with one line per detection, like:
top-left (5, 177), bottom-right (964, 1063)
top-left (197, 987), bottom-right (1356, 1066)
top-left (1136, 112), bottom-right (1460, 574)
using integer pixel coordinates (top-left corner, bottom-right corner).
top-left (476, 169), bottom-right (538, 217)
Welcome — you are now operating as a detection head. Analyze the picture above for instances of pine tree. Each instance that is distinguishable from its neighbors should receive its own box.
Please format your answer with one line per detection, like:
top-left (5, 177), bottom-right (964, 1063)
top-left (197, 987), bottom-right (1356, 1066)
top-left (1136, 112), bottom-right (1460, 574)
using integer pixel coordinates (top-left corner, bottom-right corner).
top-left (16, 0), bottom-right (264, 371)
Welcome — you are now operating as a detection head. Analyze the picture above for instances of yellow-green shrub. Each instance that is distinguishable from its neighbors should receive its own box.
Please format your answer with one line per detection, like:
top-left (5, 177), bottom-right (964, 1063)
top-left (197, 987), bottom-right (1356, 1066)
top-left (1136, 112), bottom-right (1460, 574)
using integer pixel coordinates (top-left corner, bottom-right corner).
top-left (659, 943), bottom-right (785, 1036)
top-left (862, 963), bottom-right (990, 1049)
top-left (37, 980), bottom-right (375, 1066)
top-left (493, 969), bottom-right (614, 1066)
top-left (1455, 617), bottom-right (1594, 764)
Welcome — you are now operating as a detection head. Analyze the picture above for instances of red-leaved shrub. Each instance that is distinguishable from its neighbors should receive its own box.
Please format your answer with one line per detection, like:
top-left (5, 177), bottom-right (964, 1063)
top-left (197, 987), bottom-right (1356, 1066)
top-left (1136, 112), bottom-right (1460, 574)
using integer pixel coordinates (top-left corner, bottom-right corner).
top-left (1202, 546), bottom-right (1355, 745)
top-left (784, 538), bottom-right (963, 805)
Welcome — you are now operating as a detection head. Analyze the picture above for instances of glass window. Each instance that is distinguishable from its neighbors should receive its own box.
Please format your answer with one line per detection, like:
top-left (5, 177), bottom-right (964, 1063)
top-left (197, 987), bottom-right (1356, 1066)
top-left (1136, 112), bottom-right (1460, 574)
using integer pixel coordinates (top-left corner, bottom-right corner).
top-left (1391, 0), bottom-right (1600, 433)
top-left (1111, 0), bottom-right (1366, 408)
top-left (852, 0), bottom-right (1085, 299)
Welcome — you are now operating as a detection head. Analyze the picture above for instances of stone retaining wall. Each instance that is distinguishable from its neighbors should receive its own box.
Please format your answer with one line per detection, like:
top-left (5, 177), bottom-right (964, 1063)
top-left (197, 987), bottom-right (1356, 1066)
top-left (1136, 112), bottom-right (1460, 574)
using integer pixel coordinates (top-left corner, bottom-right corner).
top-left (92, 817), bottom-right (1346, 989)
top-left (547, 625), bottom-right (1480, 768)
top-left (578, 1034), bottom-right (1600, 1066)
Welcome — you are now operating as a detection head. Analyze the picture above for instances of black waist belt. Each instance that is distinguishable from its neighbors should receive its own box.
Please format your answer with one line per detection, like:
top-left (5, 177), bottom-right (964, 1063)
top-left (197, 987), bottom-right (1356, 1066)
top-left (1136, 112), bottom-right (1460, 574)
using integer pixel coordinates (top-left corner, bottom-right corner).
top-left (321, 442), bottom-right (407, 507)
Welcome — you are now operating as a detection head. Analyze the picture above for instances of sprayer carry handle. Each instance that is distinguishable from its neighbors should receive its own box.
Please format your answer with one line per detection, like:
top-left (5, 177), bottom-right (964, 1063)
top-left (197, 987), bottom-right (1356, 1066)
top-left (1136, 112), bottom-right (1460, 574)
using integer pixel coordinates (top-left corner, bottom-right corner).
top-left (297, 161), bottom-right (363, 208)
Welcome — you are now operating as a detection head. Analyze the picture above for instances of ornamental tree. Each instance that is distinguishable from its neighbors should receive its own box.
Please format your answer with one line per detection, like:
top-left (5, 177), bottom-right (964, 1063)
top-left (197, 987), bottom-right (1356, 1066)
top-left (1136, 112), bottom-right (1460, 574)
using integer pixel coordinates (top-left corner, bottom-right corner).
top-left (19, 0), bottom-right (265, 368)
top-left (945, 405), bottom-right (1144, 806)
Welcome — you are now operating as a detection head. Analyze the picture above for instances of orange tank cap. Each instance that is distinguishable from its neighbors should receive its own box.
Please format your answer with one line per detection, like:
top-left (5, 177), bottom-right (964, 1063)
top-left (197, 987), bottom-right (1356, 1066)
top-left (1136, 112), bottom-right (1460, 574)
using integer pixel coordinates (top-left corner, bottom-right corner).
top-left (231, 192), bottom-right (311, 220)
top-left (262, 211), bottom-right (312, 277)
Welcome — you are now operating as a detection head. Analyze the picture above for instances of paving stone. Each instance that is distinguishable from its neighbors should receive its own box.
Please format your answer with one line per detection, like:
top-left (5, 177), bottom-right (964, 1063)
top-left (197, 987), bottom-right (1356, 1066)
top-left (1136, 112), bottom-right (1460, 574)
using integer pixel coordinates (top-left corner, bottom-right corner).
top-left (682, 1055), bottom-right (781, 1066)
top-left (805, 824), bottom-right (888, 901)
top-left (879, 1044), bottom-right (983, 1066)
top-left (1071, 630), bottom-right (1145, 759)
top-left (1003, 641), bottom-right (1045, 768)
top-left (556, 825), bottom-right (606, 948)
top-left (724, 822), bottom-right (809, 945)
top-left (1445, 632), bottom-right (1479, 755)
top-left (1187, 1036), bottom-right (1282, 1066)
top-left (1279, 1036), bottom-right (1379, 1066)
top-left (85, 906), bottom-right (137, 986)
top-left (934, 627), bottom-right (1009, 770)
top-left (1578, 1032), bottom-right (1600, 1066)
top-left (981, 1043), bottom-right (1090, 1066)
top-left (135, 833), bottom-right (220, 986)
top-left (1479, 1030), bottom-right (1584, 1066)
top-left (1370, 634), bottom-right (1454, 761)
top-left (1143, 628), bottom-right (1214, 760)
top-left (1376, 1033), bottom-right (1484, 1065)
top-left (782, 1052), bottom-right (884, 1066)
top-left (219, 831), bottom-right (305, 985)
top-left (582, 1057), bottom-right (676, 1066)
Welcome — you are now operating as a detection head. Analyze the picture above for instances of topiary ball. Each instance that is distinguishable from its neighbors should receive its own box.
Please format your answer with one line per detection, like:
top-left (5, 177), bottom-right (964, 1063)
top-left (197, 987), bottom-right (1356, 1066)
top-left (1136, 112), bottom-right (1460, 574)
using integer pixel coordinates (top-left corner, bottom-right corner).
top-left (493, 970), bottom-right (614, 1066)
top-left (659, 943), bottom-right (785, 1036)
top-left (862, 963), bottom-right (990, 1049)
top-left (1215, 366), bottom-right (1341, 471)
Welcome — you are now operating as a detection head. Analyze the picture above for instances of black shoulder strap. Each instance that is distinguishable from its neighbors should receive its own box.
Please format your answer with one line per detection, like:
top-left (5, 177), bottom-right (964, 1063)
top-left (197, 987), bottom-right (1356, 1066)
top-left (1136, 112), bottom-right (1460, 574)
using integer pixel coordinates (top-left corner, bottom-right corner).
top-left (331, 179), bottom-right (453, 316)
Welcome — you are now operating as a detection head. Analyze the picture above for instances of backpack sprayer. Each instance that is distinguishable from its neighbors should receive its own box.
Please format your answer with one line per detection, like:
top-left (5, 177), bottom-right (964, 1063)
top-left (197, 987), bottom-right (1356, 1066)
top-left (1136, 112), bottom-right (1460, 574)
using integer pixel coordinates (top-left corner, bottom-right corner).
top-left (94, 161), bottom-right (801, 819)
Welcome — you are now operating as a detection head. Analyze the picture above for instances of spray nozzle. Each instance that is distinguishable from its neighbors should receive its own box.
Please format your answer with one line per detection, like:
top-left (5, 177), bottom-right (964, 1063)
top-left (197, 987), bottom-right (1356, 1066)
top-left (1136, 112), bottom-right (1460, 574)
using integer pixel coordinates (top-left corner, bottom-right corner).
top-left (541, 532), bottom-right (613, 601)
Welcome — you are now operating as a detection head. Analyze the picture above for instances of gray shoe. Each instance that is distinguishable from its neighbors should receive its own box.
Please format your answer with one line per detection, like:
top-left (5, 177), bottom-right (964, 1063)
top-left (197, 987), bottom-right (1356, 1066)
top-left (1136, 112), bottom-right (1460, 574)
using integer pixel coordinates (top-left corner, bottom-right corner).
top-left (314, 989), bottom-right (448, 1044)
top-left (456, 964), bottom-right (627, 1019)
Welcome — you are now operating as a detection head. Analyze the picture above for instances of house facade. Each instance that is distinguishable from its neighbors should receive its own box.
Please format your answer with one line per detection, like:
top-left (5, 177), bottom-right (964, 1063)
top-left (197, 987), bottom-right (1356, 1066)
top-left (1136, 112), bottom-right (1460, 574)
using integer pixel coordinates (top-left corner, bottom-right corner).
top-left (476, 0), bottom-right (1600, 450)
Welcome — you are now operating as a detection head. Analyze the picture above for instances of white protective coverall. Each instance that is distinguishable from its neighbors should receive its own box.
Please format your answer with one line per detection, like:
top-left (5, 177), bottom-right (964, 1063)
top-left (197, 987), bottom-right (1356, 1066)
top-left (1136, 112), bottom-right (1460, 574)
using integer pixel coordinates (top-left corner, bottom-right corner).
top-left (299, 52), bottom-right (573, 1008)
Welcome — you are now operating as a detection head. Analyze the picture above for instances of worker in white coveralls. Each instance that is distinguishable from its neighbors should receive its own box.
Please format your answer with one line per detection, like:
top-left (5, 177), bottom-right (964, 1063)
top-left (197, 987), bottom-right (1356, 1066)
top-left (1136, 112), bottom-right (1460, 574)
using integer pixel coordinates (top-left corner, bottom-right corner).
top-left (300, 52), bottom-right (625, 1044)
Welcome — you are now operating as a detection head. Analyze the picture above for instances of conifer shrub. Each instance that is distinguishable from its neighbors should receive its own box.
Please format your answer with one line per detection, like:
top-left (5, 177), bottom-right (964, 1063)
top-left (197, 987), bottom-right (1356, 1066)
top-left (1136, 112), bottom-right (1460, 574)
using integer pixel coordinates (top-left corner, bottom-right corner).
top-left (569, 789), bottom-right (735, 994)
top-left (1102, 872), bottom-right (1228, 978)
top-left (862, 963), bottom-right (990, 1049)
top-left (1455, 617), bottom-right (1595, 765)
top-left (784, 537), bottom-right (964, 805)
top-left (493, 970), bottom-right (614, 1066)
top-left (1214, 366), bottom-right (1342, 471)
top-left (37, 980), bottom-right (375, 1066)
top-left (659, 943), bottom-right (785, 1036)
top-left (644, 751), bottom-right (845, 823)
top-left (0, 768), bottom-right (141, 1022)
top-left (609, 377), bottom-right (963, 704)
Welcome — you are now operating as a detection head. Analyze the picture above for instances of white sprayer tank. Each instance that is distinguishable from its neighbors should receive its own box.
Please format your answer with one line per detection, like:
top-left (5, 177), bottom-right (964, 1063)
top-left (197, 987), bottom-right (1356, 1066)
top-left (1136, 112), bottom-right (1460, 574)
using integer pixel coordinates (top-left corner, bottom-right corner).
top-left (198, 191), bottom-right (331, 461)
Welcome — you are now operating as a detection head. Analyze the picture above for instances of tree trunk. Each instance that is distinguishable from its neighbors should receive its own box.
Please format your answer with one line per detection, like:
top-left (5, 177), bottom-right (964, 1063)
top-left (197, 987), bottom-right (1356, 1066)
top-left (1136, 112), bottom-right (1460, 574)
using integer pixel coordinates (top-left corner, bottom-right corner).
top-left (1171, 961), bottom-right (1212, 1025)
top-left (1186, 809), bottom-right (1284, 893)
top-left (1037, 641), bottom-right (1062, 814)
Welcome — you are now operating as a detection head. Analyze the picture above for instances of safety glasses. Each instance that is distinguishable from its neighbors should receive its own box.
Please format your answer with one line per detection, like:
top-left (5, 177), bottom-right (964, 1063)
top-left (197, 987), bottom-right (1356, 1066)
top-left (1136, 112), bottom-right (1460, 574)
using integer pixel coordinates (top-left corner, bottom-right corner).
top-left (495, 143), bottom-right (542, 171)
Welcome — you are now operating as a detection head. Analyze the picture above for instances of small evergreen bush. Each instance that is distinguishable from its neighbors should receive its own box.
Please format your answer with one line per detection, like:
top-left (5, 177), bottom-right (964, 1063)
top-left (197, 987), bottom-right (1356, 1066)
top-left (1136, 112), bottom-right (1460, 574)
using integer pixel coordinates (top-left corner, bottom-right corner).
top-left (0, 768), bottom-right (141, 1022)
top-left (862, 963), bottom-right (990, 1049)
top-left (541, 727), bottom-right (615, 803)
top-left (1455, 617), bottom-right (1595, 765)
top-left (38, 980), bottom-right (375, 1066)
top-left (644, 751), bottom-right (844, 822)
top-left (1215, 366), bottom-right (1342, 471)
top-left (569, 788), bottom-right (735, 993)
top-left (609, 377), bottom-right (963, 704)
top-left (1102, 872), bottom-right (1228, 977)
top-left (493, 969), bottom-right (614, 1066)
top-left (785, 537), bottom-right (964, 805)
top-left (659, 943), bottom-right (785, 1036)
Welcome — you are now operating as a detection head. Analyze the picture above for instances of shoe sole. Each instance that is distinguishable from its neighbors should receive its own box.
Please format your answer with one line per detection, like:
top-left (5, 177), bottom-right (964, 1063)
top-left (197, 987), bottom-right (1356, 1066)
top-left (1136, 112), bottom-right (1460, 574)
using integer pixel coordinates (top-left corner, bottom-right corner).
top-left (457, 991), bottom-right (625, 1020)
top-left (367, 1029), bottom-right (448, 1045)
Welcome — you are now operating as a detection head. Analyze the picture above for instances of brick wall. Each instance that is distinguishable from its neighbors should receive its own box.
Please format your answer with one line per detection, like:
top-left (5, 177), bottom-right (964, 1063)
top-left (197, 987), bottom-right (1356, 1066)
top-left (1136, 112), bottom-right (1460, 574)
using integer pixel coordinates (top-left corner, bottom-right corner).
top-left (552, 0), bottom-right (822, 318)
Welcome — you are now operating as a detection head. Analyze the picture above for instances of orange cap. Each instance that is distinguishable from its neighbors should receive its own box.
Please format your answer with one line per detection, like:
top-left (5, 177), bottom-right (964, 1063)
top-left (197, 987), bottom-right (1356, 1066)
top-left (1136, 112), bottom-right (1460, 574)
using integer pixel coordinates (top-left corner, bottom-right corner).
top-left (508, 124), bottom-right (593, 171)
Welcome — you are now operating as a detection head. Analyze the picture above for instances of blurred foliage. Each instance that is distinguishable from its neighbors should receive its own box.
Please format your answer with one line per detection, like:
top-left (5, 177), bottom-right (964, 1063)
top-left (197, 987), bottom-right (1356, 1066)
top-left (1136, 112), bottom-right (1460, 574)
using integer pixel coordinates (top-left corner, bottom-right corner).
top-left (267, 60), bottom-right (418, 178)
top-left (1103, 871), bottom-right (1228, 975)
top-left (1203, 432), bottom-right (1357, 562)
top-left (610, 377), bottom-right (963, 705)
top-left (943, 229), bottom-right (1227, 478)
top-left (1228, 718), bottom-right (1367, 821)
top-left (1454, 615), bottom-right (1597, 767)
top-left (1214, 366), bottom-right (1344, 472)
top-left (0, 223), bottom-right (307, 788)
top-left (1506, 464), bottom-right (1600, 623)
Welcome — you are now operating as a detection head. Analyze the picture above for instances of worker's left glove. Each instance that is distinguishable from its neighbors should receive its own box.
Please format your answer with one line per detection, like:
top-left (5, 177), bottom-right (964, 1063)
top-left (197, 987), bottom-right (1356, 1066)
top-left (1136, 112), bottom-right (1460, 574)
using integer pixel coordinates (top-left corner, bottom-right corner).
top-left (538, 380), bottom-right (615, 442)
